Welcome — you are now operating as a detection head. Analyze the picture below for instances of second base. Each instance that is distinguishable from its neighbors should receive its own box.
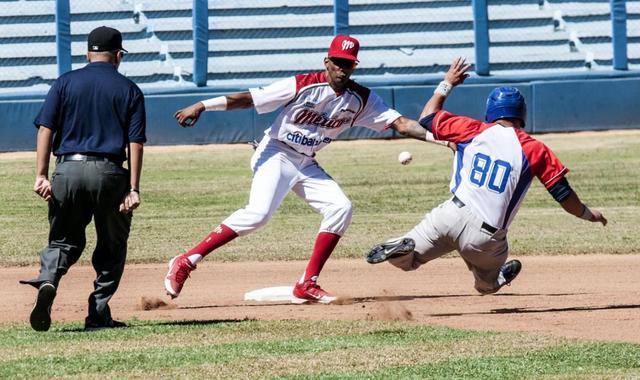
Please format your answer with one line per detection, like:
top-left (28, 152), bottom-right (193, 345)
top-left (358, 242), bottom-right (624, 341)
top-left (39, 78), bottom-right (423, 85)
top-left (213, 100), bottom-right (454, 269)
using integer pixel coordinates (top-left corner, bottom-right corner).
top-left (244, 286), bottom-right (295, 302)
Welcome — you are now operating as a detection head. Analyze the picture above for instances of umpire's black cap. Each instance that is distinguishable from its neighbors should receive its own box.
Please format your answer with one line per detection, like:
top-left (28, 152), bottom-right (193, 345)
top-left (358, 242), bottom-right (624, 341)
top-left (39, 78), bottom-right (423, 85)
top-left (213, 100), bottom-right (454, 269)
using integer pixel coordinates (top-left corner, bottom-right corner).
top-left (87, 26), bottom-right (128, 53)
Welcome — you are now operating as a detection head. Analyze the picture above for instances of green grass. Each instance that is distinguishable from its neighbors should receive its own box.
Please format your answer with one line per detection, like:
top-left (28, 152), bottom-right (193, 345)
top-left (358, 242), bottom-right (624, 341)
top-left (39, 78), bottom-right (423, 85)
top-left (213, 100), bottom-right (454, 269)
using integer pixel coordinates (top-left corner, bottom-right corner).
top-left (2, 132), bottom-right (640, 379)
top-left (0, 320), bottom-right (638, 379)
top-left (1, 130), bottom-right (639, 265)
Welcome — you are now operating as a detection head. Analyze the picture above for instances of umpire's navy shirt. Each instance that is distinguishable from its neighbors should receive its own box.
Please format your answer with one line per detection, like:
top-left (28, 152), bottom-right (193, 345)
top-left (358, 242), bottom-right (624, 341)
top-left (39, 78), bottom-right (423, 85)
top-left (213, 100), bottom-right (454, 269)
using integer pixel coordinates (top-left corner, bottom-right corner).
top-left (34, 61), bottom-right (146, 163)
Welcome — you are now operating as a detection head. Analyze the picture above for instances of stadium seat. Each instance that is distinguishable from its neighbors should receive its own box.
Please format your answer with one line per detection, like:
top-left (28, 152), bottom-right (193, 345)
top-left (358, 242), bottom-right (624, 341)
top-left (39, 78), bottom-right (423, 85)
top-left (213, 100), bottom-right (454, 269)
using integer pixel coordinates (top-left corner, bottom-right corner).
top-left (0, 0), bottom-right (637, 92)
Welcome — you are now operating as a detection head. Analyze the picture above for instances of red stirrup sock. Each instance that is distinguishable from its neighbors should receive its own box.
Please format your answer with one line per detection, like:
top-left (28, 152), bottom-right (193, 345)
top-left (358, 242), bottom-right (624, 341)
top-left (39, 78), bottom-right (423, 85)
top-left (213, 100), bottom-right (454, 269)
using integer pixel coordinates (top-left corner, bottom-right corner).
top-left (186, 224), bottom-right (238, 258)
top-left (302, 232), bottom-right (341, 283)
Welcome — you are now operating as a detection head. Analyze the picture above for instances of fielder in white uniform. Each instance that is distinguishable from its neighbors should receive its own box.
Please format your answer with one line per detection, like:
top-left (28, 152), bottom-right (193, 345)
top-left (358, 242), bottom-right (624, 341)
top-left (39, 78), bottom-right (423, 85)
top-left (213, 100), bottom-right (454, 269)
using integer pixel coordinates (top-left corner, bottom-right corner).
top-left (366, 57), bottom-right (608, 294)
top-left (164, 35), bottom-right (452, 303)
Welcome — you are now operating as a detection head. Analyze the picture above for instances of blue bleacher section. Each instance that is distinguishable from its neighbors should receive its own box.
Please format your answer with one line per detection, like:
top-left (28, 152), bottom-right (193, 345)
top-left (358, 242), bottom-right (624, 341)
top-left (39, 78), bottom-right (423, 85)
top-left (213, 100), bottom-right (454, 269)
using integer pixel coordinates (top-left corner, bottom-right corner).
top-left (1, 0), bottom-right (639, 151)
top-left (0, 0), bottom-right (638, 93)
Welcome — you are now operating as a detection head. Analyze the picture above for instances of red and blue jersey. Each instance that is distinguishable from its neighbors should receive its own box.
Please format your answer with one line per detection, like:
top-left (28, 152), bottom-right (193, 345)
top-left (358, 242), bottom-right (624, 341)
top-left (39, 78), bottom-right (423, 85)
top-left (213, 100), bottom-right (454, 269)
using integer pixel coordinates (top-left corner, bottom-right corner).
top-left (431, 111), bottom-right (568, 230)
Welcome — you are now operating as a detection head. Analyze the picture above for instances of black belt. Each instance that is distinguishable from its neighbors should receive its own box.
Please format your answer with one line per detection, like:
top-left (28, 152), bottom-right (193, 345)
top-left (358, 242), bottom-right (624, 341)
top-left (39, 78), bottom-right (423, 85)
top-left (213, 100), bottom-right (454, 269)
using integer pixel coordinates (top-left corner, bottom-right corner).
top-left (57, 154), bottom-right (117, 164)
top-left (274, 139), bottom-right (315, 158)
top-left (451, 195), bottom-right (498, 234)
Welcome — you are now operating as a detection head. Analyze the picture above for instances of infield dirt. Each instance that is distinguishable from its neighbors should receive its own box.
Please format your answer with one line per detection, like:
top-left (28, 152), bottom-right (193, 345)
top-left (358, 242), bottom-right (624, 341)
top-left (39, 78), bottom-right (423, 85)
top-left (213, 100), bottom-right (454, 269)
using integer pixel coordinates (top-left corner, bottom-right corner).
top-left (3, 255), bottom-right (639, 343)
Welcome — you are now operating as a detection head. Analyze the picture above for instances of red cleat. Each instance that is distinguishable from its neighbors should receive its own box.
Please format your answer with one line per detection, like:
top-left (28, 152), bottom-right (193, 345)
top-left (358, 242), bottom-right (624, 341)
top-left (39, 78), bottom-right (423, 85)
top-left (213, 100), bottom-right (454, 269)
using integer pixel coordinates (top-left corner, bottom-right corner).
top-left (164, 255), bottom-right (196, 299)
top-left (292, 280), bottom-right (337, 304)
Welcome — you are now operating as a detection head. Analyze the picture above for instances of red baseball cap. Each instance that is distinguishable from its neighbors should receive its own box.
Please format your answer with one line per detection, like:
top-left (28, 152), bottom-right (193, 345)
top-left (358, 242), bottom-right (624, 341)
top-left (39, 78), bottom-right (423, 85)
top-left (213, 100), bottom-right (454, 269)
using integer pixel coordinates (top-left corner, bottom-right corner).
top-left (327, 35), bottom-right (360, 62)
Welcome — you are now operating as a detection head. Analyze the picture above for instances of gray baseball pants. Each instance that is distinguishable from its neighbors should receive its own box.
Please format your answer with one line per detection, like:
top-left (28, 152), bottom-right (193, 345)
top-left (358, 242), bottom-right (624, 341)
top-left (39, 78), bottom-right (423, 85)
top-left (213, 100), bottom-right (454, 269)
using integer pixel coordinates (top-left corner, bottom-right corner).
top-left (388, 198), bottom-right (509, 294)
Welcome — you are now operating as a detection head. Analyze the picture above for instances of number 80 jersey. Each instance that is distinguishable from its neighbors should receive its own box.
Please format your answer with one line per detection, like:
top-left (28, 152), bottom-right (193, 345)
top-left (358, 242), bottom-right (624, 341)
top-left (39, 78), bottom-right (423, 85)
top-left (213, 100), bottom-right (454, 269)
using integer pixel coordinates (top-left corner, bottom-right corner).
top-left (430, 111), bottom-right (568, 230)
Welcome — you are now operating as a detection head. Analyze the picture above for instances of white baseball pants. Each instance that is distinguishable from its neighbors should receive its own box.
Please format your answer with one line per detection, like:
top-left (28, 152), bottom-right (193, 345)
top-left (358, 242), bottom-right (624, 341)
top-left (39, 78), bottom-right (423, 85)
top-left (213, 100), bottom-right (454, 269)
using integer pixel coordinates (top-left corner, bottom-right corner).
top-left (222, 136), bottom-right (353, 236)
top-left (388, 198), bottom-right (509, 294)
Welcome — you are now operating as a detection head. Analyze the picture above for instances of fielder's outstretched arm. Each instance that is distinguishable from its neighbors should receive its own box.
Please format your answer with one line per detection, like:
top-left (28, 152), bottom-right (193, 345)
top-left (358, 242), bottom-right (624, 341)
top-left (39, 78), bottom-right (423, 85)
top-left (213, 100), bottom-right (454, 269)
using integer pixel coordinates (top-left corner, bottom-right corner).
top-left (390, 116), bottom-right (428, 140)
top-left (174, 92), bottom-right (254, 127)
top-left (389, 117), bottom-right (453, 151)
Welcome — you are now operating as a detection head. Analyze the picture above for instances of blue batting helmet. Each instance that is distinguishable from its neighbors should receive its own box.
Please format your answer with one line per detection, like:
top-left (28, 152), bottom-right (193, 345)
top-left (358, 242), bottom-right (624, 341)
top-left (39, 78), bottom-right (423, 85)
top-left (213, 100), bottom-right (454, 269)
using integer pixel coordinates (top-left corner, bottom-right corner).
top-left (485, 87), bottom-right (527, 126)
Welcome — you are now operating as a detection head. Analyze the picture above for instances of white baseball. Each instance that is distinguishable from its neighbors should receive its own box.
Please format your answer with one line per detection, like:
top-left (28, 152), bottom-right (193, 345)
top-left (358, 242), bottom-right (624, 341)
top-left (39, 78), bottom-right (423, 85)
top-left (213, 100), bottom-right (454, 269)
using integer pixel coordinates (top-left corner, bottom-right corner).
top-left (398, 151), bottom-right (412, 165)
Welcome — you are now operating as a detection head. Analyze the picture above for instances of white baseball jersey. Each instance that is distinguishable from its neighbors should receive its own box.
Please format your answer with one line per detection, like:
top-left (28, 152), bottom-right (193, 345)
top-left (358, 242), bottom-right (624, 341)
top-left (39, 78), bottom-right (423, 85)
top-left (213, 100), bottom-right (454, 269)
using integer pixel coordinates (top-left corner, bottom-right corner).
top-left (249, 72), bottom-right (402, 156)
top-left (431, 111), bottom-right (568, 230)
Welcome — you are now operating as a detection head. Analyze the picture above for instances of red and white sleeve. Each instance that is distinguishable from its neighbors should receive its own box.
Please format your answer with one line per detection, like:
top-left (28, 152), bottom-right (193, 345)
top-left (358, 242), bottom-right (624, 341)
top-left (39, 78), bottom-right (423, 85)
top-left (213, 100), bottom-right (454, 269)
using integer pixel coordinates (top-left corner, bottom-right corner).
top-left (356, 92), bottom-right (402, 133)
top-left (249, 77), bottom-right (297, 114)
top-left (431, 110), bottom-right (489, 143)
top-left (518, 131), bottom-right (569, 188)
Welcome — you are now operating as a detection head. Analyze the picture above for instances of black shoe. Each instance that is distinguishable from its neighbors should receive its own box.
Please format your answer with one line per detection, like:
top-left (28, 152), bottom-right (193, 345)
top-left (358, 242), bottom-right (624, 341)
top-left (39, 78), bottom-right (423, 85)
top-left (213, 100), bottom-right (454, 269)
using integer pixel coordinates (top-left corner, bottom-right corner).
top-left (498, 260), bottom-right (522, 287)
top-left (84, 319), bottom-right (127, 331)
top-left (30, 282), bottom-right (56, 332)
top-left (366, 237), bottom-right (416, 264)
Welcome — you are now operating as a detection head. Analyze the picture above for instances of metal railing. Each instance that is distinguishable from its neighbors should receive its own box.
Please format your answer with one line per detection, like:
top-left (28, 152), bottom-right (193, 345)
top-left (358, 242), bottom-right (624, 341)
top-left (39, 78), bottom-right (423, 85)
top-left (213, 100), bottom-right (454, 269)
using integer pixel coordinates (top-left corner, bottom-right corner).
top-left (0, 0), bottom-right (634, 91)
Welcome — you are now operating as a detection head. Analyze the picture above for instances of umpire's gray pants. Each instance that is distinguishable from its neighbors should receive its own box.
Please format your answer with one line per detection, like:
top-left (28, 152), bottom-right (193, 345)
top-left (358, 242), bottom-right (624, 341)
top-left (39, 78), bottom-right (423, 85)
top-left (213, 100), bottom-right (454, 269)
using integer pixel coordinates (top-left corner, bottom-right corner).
top-left (22, 159), bottom-right (131, 324)
top-left (388, 198), bottom-right (508, 294)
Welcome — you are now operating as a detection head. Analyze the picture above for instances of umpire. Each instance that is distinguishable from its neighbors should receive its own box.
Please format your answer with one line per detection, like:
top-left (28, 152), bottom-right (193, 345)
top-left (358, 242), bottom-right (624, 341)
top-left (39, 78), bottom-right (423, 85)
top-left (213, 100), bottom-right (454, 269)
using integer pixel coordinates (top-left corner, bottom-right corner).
top-left (20, 26), bottom-right (146, 331)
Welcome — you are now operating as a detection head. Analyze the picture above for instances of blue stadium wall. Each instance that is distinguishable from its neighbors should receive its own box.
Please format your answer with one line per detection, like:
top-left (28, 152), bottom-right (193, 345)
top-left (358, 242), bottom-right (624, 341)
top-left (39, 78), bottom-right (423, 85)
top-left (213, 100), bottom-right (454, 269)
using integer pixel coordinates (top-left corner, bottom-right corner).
top-left (1, 75), bottom-right (639, 151)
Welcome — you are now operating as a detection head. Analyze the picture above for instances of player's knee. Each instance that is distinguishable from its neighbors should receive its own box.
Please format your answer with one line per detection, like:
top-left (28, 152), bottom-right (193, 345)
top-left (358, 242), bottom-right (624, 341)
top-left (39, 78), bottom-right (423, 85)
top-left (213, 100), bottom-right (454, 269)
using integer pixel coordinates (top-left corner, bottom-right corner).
top-left (336, 200), bottom-right (354, 228)
top-left (332, 199), bottom-right (353, 221)
top-left (252, 211), bottom-right (272, 229)
top-left (388, 254), bottom-right (419, 272)
top-left (474, 282), bottom-right (498, 295)
top-left (243, 207), bottom-right (274, 230)
top-left (393, 263), bottom-right (415, 272)
top-left (319, 200), bottom-right (353, 235)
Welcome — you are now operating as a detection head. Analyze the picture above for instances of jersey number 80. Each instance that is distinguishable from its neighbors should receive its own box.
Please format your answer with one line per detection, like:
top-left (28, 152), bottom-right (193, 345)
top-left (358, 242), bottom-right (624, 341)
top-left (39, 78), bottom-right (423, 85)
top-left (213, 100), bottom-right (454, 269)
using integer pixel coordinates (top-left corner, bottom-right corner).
top-left (469, 153), bottom-right (512, 194)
